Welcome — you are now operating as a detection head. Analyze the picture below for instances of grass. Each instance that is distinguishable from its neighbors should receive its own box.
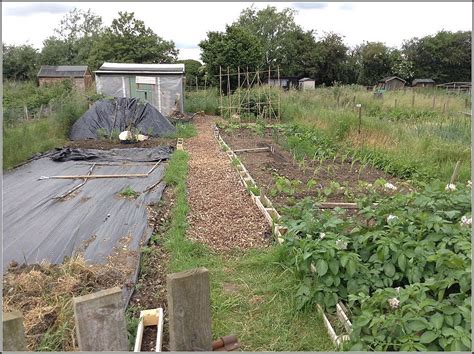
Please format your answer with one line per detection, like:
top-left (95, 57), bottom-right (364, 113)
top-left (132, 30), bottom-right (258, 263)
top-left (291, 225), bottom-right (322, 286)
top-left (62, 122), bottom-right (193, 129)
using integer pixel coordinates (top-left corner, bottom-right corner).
top-left (175, 122), bottom-right (197, 138)
top-left (119, 186), bottom-right (139, 198)
top-left (160, 149), bottom-right (334, 350)
top-left (3, 92), bottom-right (88, 170)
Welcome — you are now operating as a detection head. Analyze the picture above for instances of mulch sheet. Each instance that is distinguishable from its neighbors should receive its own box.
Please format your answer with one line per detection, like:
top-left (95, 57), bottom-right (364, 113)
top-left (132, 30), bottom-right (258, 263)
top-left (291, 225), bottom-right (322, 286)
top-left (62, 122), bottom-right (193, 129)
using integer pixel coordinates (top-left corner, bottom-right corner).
top-left (185, 116), bottom-right (271, 251)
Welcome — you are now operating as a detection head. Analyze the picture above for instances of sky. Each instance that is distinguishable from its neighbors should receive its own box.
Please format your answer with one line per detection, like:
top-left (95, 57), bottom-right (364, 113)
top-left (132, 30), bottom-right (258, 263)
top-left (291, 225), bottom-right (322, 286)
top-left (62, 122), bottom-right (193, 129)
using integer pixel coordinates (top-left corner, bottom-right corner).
top-left (2, 2), bottom-right (472, 62)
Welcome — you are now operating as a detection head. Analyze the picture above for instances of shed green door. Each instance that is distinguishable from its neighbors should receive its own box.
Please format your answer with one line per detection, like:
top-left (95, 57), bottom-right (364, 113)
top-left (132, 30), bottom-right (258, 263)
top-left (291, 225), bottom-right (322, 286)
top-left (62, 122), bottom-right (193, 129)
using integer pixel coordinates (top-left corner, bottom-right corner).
top-left (129, 77), bottom-right (154, 104)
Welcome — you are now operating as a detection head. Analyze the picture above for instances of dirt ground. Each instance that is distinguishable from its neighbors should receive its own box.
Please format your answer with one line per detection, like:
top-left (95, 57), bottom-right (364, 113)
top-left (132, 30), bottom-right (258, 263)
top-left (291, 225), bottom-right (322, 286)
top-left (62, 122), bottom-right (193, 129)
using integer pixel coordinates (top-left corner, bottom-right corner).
top-left (220, 128), bottom-right (404, 209)
top-left (65, 137), bottom-right (176, 150)
top-left (128, 187), bottom-right (174, 351)
top-left (186, 116), bottom-right (271, 251)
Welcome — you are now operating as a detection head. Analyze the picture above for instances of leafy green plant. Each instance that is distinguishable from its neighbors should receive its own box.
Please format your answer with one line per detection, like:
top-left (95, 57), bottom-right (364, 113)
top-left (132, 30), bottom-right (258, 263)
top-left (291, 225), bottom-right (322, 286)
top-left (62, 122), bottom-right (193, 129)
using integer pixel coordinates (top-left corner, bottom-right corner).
top-left (120, 186), bottom-right (139, 198)
top-left (270, 175), bottom-right (302, 197)
top-left (280, 180), bottom-right (471, 351)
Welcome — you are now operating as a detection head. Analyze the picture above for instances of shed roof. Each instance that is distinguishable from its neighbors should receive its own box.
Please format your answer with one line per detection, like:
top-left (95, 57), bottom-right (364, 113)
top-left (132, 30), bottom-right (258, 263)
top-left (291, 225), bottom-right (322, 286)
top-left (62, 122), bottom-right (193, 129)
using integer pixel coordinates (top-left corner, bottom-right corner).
top-left (412, 79), bottom-right (435, 85)
top-left (37, 65), bottom-right (89, 78)
top-left (95, 62), bottom-right (185, 75)
top-left (379, 76), bottom-right (406, 83)
top-left (299, 77), bottom-right (314, 82)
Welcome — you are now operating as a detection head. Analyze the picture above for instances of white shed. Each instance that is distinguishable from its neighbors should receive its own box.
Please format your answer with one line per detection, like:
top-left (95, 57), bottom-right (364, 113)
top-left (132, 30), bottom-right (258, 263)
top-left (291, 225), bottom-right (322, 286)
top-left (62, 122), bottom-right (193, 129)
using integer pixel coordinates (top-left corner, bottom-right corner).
top-left (94, 63), bottom-right (185, 116)
top-left (298, 77), bottom-right (315, 90)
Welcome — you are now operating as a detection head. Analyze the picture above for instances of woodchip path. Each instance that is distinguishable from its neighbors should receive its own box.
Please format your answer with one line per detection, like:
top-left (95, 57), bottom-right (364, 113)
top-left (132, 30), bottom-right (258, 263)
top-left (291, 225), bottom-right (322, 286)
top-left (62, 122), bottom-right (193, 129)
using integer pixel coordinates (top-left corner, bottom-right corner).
top-left (185, 115), bottom-right (270, 251)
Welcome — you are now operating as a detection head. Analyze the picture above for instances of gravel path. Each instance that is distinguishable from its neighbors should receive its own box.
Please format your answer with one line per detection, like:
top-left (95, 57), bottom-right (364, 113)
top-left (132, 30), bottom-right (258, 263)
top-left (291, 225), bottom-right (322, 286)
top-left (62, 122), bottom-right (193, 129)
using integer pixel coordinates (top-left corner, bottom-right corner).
top-left (186, 116), bottom-right (270, 251)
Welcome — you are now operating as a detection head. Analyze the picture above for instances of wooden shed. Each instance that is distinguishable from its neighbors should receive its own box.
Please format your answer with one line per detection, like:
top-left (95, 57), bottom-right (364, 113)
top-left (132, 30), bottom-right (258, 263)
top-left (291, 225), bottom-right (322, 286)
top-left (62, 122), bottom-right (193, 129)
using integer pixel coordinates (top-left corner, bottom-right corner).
top-left (376, 76), bottom-right (406, 91)
top-left (298, 77), bottom-right (315, 90)
top-left (37, 65), bottom-right (93, 91)
top-left (412, 79), bottom-right (435, 88)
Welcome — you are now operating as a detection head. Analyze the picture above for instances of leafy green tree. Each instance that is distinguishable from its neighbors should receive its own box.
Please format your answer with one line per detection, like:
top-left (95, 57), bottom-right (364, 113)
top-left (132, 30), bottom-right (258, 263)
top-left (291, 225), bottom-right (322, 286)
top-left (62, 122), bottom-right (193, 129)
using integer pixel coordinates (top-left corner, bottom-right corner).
top-left (313, 32), bottom-right (351, 85)
top-left (235, 5), bottom-right (300, 70)
top-left (402, 30), bottom-right (471, 83)
top-left (178, 59), bottom-right (204, 86)
top-left (2, 43), bottom-right (39, 81)
top-left (355, 42), bottom-right (394, 85)
top-left (40, 8), bottom-right (103, 67)
top-left (199, 25), bottom-right (264, 88)
top-left (88, 12), bottom-right (178, 70)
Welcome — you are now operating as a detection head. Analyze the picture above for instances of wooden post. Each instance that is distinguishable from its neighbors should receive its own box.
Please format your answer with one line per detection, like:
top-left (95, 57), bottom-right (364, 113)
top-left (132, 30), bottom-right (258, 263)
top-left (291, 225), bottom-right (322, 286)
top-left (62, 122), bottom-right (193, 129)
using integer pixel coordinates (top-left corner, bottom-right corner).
top-left (204, 74), bottom-right (207, 90)
top-left (394, 99), bottom-right (397, 108)
top-left (246, 67), bottom-right (250, 117)
top-left (277, 65), bottom-right (281, 121)
top-left (450, 161), bottom-right (461, 185)
top-left (268, 65), bottom-right (272, 119)
top-left (443, 102), bottom-right (446, 113)
top-left (219, 66), bottom-right (223, 117)
top-left (3, 311), bottom-right (26, 351)
top-left (73, 287), bottom-right (128, 351)
top-left (238, 66), bottom-right (241, 120)
top-left (465, 97), bottom-right (469, 109)
top-left (167, 268), bottom-right (212, 351)
top-left (357, 105), bottom-right (362, 135)
top-left (411, 93), bottom-right (415, 108)
top-left (24, 105), bottom-right (29, 120)
top-left (227, 67), bottom-right (231, 119)
top-left (432, 95), bottom-right (436, 109)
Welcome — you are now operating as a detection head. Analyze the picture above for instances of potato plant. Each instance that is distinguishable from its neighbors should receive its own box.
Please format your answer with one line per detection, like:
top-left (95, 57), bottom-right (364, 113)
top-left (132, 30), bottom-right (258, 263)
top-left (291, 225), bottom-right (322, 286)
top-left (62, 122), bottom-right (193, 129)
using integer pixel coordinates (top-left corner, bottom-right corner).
top-left (279, 180), bottom-right (471, 351)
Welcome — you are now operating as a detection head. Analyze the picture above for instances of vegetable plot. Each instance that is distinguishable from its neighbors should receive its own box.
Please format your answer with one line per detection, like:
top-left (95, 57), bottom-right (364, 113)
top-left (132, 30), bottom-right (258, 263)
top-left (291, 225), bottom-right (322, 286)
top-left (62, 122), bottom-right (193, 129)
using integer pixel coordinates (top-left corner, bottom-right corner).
top-left (280, 181), bottom-right (471, 351)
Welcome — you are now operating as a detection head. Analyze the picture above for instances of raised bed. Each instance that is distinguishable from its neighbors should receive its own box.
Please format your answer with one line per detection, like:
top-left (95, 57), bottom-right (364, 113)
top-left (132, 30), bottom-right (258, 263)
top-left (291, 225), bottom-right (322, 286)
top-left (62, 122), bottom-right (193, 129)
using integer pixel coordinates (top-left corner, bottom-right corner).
top-left (214, 125), bottom-right (353, 347)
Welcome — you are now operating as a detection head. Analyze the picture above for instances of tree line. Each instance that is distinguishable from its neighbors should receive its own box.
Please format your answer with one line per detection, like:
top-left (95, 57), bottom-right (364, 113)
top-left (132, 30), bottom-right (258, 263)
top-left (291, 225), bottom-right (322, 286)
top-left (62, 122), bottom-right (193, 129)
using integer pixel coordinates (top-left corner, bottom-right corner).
top-left (3, 6), bottom-right (471, 87)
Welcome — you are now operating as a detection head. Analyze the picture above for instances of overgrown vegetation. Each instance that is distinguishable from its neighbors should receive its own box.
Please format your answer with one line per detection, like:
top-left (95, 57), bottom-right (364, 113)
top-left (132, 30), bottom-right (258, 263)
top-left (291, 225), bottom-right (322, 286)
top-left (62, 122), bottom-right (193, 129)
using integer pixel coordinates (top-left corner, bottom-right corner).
top-left (279, 180), bottom-right (471, 351)
top-left (189, 86), bottom-right (471, 183)
top-left (3, 81), bottom-right (89, 170)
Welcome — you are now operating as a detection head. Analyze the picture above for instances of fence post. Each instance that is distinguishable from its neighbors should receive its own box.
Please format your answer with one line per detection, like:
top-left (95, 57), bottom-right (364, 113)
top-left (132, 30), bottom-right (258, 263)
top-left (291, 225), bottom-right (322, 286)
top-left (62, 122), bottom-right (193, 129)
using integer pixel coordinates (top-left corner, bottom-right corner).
top-left (167, 267), bottom-right (212, 351)
top-left (73, 287), bottom-right (128, 351)
top-left (3, 311), bottom-right (26, 351)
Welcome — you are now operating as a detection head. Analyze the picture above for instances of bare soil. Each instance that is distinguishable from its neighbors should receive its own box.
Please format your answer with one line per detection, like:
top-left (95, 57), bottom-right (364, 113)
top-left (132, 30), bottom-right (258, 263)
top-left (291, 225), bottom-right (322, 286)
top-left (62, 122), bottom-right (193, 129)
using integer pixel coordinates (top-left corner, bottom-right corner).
top-left (128, 187), bottom-right (174, 351)
top-left (65, 137), bottom-right (176, 150)
top-left (186, 116), bottom-right (271, 251)
top-left (220, 128), bottom-right (405, 210)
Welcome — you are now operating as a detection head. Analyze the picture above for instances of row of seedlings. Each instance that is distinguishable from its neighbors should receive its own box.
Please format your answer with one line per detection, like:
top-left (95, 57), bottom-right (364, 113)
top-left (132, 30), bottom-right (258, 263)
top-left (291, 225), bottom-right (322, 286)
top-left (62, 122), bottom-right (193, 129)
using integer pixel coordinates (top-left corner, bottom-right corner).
top-left (213, 125), bottom-right (353, 348)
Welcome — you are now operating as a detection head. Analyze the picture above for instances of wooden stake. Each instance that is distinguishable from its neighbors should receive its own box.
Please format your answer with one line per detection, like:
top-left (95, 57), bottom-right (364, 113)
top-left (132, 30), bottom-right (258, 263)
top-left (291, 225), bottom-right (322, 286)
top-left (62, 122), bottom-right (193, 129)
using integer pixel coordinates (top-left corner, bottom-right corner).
top-left (227, 67), bottom-right (231, 119)
top-left (277, 65), bottom-right (281, 121)
top-left (237, 66), bottom-right (241, 120)
top-left (358, 106), bottom-right (362, 134)
top-left (219, 66), bottom-right (223, 117)
top-left (246, 66), bottom-right (250, 117)
top-left (394, 99), bottom-right (397, 108)
top-left (411, 93), bottom-right (415, 108)
top-left (432, 95), bottom-right (436, 109)
top-left (449, 161), bottom-right (461, 185)
top-left (195, 75), bottom-right (198, 91)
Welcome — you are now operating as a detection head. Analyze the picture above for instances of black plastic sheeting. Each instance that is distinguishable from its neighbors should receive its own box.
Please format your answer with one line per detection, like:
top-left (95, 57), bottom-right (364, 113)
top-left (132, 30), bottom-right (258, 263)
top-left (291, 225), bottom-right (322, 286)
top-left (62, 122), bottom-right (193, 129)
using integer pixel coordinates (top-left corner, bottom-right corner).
top-left (70, 97), bottom-right (176, 140)
top-left (3, 147), bottom-right (171, 302)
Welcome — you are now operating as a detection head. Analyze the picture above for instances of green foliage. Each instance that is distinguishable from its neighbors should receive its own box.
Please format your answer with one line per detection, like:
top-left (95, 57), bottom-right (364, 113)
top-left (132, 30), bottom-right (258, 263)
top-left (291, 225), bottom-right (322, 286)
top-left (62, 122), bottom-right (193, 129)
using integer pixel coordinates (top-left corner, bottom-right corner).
top-left (88, 12), bottom-right (178, 70)
top-left (119, 186), bottom-right (139, 198)
top-left (270, 175), bottom-right (301, 197)
top-left (175, 122), bottom-right (197, 138)
top-left (403, 30), bottom-right (471, 83)
top-left (280, 181), bottom-right (471, 351)
top-left (2, 43), bottom-right (39, 81)
top-left (199, 24), bottom-right (264, 87)
top-left (3, 91), bottom-right (88, 170)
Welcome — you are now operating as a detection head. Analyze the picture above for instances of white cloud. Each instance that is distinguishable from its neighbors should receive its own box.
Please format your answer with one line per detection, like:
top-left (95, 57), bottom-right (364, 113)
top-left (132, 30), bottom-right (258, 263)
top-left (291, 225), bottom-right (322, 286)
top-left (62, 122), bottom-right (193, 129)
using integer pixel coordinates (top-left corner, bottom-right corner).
top-left (5, 3), bottom-right (73, 16)
top-left (292, 2), bottom-right (328, 10)
top-left (1, 1), bottom-right (471, 60)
